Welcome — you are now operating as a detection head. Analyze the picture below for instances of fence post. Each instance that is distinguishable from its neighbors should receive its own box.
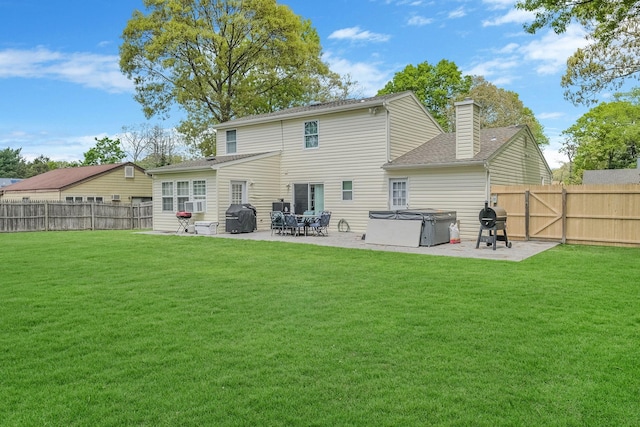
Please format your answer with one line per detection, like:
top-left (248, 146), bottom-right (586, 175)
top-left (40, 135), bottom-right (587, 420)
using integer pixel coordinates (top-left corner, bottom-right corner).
top-left (524, 190), bottom-right (530, 241)
top-left (561, 187), bottom-right (567, 244)
top-left (91, 203), bottom-right (95, 230)
top-left (45, 201), bottom-right (49, 231)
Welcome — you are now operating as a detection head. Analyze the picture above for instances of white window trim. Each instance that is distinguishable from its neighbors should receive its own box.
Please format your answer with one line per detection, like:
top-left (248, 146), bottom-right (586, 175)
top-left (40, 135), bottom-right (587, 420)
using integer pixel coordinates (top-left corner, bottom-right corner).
top-left (230, 180), bottom-right (247, 205)
top-left (389, 178), bottom-right (408, 210)
top-left (226, 129), bottom-right (237, 154)
top-left (303, 120), bottom-right (319, 149)
top-left (161, 179), bottom-right (207, 212)
top-left (341, 180), bottom-right (353, 202)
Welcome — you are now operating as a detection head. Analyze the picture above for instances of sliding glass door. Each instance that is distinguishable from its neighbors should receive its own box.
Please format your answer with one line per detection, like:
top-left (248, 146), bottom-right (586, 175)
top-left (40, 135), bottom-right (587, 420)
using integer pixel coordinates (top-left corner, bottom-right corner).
top-left (293, 183), bottom-right (324, 214)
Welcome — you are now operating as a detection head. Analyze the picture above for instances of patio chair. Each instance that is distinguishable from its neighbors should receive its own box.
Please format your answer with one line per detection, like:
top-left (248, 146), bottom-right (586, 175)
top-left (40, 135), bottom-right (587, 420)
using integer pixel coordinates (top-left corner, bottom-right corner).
top-left (270, 211), bottom-right (285, 235)
top-left (283, 213), bottom-right (305, 236)
top-left (310, 211), bottom-right (331, 236)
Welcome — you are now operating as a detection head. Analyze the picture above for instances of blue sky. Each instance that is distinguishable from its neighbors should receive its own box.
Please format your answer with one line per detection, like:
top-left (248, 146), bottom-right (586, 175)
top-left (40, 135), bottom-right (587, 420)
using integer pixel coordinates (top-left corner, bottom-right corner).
top-left (0, 0), bottom-right (596, 168)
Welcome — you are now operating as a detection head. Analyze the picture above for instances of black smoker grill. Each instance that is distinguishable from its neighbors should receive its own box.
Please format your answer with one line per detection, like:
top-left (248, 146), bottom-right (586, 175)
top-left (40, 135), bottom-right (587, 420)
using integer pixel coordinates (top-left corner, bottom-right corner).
top-left (225, 204), bottom-right (257, 233)
top-left (476, 201), bottom-right (512, 250)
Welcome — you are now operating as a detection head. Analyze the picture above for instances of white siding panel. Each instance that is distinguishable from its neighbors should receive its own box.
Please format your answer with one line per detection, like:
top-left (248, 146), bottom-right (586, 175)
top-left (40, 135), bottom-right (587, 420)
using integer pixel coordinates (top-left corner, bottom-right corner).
top-left (151, 170), bottom-right (217, 232)
top-left (388, 96), bottom-right (441, 160)
top-left (392, 166), bottom-right (487, 240)
top-left (490, 132), bottom-right (552, 185)
top-left (219, 122), bottom-right (284, 155)
top-left (217, 154), bottom-right (281, 230)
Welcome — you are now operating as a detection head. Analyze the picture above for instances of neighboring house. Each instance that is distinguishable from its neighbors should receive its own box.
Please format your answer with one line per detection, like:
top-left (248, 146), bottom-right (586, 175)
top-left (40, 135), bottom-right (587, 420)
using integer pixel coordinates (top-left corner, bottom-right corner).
top-left (0, 162), bottom-right (152, 204)
top-left (582, 162), bottom-right (640, 184)
top-left (147, 92), bottom-right (551, 239)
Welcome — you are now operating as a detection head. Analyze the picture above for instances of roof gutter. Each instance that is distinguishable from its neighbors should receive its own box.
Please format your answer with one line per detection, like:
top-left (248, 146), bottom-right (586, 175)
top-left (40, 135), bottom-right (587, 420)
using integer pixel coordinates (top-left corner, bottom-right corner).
top-left (383, 160), bottom-right (486, 170)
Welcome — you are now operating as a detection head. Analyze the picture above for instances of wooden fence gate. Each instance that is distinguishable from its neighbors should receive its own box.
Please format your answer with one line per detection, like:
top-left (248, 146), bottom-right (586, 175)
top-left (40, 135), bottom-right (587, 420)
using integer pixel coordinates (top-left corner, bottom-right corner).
top-left (491, 184), bottom-right (640, 247)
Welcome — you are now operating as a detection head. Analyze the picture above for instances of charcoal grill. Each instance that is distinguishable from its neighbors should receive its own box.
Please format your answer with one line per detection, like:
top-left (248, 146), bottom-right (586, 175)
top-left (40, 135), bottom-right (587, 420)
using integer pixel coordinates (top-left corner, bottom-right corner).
top-left (476, 201), bottom-right (512, 250)
top-left (176, 210), bottom-right (192, 233)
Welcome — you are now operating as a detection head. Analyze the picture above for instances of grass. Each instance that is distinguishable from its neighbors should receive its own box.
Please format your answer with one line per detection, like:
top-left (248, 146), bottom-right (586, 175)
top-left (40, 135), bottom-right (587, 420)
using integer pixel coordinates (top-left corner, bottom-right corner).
top-left (1, 231), bottom-right (639, 426)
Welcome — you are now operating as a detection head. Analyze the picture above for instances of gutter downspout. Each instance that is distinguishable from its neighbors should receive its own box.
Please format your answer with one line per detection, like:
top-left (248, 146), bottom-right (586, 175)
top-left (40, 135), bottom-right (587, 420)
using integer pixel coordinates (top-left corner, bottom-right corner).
top-left (384, 102), bottom-right (391, 162)
top-left (484, 161), bottom-right (491, 202)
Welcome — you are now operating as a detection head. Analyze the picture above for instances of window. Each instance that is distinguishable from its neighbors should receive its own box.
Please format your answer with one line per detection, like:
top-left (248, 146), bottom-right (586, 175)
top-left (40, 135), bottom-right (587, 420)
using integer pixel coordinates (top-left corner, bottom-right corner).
top-left (226, 130), bottom-right (237, 154)
top-left (193, 180), bottom-right (206, 200)
top-left (162, 182), bottom-right (174, 211)
top-left (163, 180), bottom-right (207, 212)
top-left (177, 181), bottom-right (190, 211)
top-left (86, 196), bottom-right (104, 203)
top-left (231, 181), bottom-right (246, 205)
top-left (304, 120), bottom-right (318, 149)
top-left (342, 181), bottom-right (353, 201)
top-left (65, 196), bottom-right (83, 202)
top-left (390, 179), bottom-right (408, 210)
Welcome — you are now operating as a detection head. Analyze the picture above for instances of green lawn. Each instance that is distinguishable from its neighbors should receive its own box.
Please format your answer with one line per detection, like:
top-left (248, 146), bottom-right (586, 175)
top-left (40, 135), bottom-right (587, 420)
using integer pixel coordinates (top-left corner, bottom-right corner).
top-left (1, 231), bottom-right (639, 426)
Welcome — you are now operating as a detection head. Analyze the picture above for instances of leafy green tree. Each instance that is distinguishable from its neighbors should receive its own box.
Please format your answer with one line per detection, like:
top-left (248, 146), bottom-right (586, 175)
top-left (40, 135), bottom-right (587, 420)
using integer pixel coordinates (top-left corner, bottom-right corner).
top-left (0, 147), bottom-right (27, 178)
top-left (562, 90), bottom-right (640, 181)
top-left (516, 0), bottom-right (640, 105)
top-left (449, 76), bottom-right (549, 145)
top-left (378, 59), bottom-right (472, 130)
top-left (82, 137), bottom-right (126, 166)
top-left (25, 155), bottom-right (53, 177)
top-left (120, 0), bottom-right (352, 155)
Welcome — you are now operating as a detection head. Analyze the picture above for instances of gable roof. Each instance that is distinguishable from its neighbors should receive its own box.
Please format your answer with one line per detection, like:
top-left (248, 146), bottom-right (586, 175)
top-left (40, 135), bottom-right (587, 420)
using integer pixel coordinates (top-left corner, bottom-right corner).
top-left (214, 91), bottom-right (416, 129)
top-left (2, 163), bottom-right (139, 192)
top-left (383, 126), bottom-right (524, 169)
top-left (145, 152), bottom-right (277, 174)
top-left (582, 168), bottom-right (640, 184)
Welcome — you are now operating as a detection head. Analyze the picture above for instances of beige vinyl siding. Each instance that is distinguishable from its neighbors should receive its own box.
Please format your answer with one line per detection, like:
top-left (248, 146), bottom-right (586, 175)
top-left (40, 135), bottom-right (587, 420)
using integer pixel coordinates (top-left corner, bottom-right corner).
top-left (62, 167), bottom-right (152, 202)
top-left (391, 166), bottom-right (487, 240)
top-left (216, 154), bottom-right (281, 230)
top-left (455, 102), bottom-right (481, 159)
top-left (278, 108), bottom-right (390, 233)
top-left (218, 122), bottom-right (284, 155)
top-left (489, 131), bottom-right (553, 185)
top-left (1, 190), bottom-right (62, 201)
top-left (151, 170), bottom-right (217, 232)
top-left (388, 96), bottom-right (441, 160)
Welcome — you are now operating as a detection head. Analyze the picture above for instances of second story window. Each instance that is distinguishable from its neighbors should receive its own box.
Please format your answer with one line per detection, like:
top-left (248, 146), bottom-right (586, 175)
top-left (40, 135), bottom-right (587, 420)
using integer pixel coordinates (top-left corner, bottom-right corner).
top-left (226, 129), bottom-right (237, 154)
top-left (304, 120), bottom-right (318, 149)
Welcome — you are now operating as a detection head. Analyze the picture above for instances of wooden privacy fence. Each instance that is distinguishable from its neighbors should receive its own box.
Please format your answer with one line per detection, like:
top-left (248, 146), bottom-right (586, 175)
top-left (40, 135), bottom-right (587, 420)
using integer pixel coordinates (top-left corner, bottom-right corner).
top-left (492, 184), bottom-right (640, 247)
top-left (0, 201), bottom-right (153, 232)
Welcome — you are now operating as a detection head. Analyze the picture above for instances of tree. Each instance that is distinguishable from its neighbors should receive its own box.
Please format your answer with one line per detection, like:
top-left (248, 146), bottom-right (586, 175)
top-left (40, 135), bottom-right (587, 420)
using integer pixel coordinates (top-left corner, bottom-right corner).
top-left (377, 59), bottom-right (472, 130)
top-left (516, 0), bottom-right (640, 105)
top-left (120, 0), bottom-right (352, 155)
top-left (25, 155), bottom-right (53, 177)
top-left (562, 89), bottom-right (640, 181)
top-left (449, 76), bottom-right (549, 145)
top-left (0, 147), bottom-right (27, 178)
top-left (82, 137), bottom-right (126, 166)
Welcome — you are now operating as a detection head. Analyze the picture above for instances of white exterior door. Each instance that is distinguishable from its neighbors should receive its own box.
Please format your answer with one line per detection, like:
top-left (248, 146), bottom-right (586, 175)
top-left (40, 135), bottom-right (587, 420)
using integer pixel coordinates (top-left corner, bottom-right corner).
top-left (390, 179), bottom-right (408, 210)
top-left (230, 181), bottom-right (247, 205)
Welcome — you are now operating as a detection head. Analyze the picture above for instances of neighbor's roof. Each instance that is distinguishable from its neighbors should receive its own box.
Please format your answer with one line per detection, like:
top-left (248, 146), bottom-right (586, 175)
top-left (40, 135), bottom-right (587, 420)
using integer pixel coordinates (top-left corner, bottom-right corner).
top-left (2, 163), bottom-right (136, 192)
top-left (145, 152), bottom-right (275, 174)
top-left (214, 91), bottom-right (415, 129)
top-left (582, 168), bottom-right (640, 184)
top-left (383, 126), bottom-right (524, 169)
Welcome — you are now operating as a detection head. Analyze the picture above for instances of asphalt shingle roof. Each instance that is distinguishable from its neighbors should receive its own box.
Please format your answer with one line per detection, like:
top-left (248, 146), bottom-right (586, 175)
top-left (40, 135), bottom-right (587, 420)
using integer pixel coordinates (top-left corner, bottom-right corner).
top-left (2, 163), bottom-right (132, 191)
top-left (582, 168), bottom-right (640, 184)
top-left (146, 152), bottom-right (275, 173)
top-left (384, 126), bottom-right (524, 168)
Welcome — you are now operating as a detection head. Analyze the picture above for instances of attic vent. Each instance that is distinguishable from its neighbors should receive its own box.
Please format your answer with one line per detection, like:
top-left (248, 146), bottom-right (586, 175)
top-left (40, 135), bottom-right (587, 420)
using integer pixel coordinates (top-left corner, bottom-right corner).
top-left (206, 155), bottom-right (216, 161)
top-left (124, 165), bottom-right (134, 178)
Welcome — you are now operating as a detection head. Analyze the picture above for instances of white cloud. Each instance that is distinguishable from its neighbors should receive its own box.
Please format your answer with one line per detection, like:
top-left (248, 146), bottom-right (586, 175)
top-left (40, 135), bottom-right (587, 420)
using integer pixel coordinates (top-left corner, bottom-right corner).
top-left (448, 7), bottom-right (466, 19)
top-left (407, 15), bottom-right (433, 26)
top-left (323, 52), bottom-right (393, 97)
top-left (520, 24), bottom-right (588, 75)
top-left (482, 8), bottom-right (535, 26)
top-left (542, 147), bottom-right (567, 169)
top-left (0, 47), bottom-right (132, 93)
top-left (328, 27), bottom-right (391, 43)
top-left (464, 58), bottom-right (520, 78)
top-left (482, 0), bottom-right (516, 10)
top-left (538, 112), bottom-right (565, 120)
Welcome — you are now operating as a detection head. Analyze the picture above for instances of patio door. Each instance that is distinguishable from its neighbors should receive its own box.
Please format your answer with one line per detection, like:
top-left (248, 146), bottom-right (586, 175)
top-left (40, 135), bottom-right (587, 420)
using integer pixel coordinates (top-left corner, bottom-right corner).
top-left (293, 183), bottom-right (324, 214)
top-left (390, 179), bottom-right (408, 210)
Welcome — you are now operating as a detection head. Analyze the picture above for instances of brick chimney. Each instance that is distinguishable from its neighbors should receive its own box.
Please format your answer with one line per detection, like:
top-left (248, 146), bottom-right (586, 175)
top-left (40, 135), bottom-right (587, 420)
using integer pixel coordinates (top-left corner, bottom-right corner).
top-left (455, 98), bottom-right (480, 159)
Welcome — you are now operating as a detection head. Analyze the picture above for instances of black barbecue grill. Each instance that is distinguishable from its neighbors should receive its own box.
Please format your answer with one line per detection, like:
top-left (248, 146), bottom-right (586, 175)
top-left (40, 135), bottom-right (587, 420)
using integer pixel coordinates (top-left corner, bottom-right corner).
top-left (476, 201), bottom-right (512, 250)
top-left (225, 204), bottom-right (257, 233)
